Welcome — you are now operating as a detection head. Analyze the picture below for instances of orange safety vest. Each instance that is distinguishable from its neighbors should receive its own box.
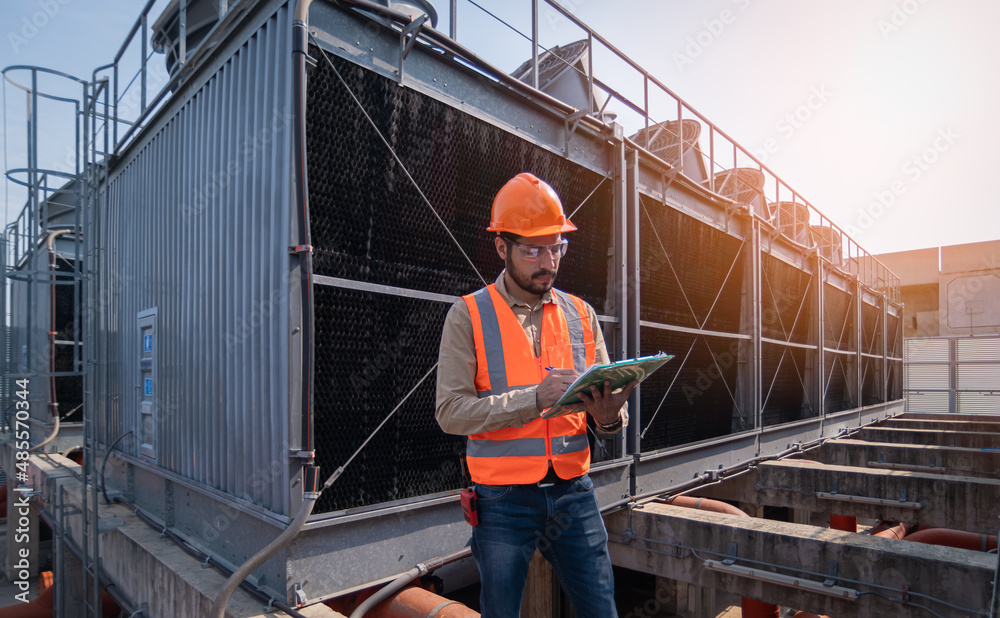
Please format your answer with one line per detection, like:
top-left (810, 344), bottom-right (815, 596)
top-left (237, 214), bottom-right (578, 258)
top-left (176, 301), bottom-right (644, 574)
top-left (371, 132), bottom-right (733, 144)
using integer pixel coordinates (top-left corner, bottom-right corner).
top-left (463, 284), bottom-right (597, 485)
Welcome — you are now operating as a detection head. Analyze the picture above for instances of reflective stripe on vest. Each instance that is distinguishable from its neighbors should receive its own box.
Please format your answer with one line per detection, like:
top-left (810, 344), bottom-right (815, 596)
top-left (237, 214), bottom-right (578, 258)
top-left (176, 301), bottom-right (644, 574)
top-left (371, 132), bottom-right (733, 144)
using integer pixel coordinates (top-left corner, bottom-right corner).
top-left (462, 284), bottom-right (597, 484)
top-left (467, 433), bottom-right (590, 458)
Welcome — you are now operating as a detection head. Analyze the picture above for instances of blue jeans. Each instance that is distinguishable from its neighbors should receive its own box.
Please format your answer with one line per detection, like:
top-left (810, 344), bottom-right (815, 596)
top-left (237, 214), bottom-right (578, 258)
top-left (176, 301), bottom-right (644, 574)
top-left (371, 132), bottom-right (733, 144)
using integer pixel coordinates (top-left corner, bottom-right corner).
top-left (471, 474), bottom-right (617, 618)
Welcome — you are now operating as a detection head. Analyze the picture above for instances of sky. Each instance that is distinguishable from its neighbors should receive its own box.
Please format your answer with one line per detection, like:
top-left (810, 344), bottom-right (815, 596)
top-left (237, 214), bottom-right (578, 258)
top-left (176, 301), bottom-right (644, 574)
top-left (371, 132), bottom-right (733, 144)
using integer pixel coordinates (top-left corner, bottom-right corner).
top-left (2, 0), bottom-right (998, 257)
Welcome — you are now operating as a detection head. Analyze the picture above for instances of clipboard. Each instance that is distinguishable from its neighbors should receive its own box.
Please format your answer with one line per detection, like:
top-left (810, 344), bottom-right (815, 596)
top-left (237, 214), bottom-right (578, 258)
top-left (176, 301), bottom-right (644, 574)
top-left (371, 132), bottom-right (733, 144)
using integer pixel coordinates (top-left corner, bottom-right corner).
top-left (541, 352), bottom-right (674, 419)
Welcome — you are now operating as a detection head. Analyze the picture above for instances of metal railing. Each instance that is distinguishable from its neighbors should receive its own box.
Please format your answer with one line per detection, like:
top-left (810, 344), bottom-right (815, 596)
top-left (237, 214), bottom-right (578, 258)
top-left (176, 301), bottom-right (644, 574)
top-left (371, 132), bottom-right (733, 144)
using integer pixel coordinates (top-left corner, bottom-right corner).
top-left (5, 0), bottom-right (899, 307)
top-left (441, 0), bottom-right (900, 303)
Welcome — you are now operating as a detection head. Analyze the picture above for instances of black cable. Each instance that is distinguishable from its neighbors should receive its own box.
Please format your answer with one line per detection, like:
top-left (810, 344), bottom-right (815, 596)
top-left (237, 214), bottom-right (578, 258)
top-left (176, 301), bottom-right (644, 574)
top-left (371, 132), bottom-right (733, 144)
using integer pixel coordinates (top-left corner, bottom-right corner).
top-left (99, 430), bottom-right (133, 504)
top-left (114, 497), bottom-right (309, 618)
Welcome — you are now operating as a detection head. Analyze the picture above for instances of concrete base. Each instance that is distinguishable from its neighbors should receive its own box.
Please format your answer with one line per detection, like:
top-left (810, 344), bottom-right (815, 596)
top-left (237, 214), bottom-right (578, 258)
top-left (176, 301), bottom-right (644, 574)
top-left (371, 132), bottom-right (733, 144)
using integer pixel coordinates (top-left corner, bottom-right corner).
top-left (3, 447), bottom-right (341, 618)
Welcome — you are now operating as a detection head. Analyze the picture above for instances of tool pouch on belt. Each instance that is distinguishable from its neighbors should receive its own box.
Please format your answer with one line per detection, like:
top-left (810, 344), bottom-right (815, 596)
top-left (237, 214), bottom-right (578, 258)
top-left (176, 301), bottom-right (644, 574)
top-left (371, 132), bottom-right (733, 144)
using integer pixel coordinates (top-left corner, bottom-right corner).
top-left (460, 487), bottom-right (478, 526)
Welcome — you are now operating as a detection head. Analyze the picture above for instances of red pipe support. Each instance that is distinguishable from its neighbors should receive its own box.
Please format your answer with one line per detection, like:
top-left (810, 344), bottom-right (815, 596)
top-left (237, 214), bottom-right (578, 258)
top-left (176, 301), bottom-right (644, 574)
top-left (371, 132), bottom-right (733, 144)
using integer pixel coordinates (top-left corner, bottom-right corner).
top-left (829, 515), bottom-right (856, 533)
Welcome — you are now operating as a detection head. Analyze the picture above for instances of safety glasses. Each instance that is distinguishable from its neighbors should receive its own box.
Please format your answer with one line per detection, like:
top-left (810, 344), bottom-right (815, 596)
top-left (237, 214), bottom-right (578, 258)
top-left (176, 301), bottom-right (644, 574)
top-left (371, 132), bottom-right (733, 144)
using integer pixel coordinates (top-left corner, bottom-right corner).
top-left (508, 238), bottom-right (568, 262)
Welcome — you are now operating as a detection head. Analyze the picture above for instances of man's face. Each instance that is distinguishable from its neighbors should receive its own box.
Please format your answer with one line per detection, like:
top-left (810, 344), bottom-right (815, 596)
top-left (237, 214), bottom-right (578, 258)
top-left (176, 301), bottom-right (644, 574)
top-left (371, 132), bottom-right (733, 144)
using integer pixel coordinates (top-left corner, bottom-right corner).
top-left (500, 233), bottom-right (563, 296)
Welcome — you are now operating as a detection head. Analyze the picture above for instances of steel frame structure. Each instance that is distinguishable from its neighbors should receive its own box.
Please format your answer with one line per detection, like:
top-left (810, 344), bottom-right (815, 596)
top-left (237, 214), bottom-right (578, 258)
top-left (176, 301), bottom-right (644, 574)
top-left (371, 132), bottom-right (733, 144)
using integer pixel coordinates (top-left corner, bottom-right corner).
top-left (2, 0), bottom-right (905, 610)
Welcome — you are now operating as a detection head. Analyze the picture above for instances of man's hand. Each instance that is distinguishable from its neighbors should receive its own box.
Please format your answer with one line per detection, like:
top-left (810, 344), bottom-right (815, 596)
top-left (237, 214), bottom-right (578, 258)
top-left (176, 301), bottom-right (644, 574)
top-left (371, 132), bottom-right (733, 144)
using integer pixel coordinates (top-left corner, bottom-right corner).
top-left (577, 380), bottom-right (637, 426)
top-left (535, 368), bottom-right (579, 411)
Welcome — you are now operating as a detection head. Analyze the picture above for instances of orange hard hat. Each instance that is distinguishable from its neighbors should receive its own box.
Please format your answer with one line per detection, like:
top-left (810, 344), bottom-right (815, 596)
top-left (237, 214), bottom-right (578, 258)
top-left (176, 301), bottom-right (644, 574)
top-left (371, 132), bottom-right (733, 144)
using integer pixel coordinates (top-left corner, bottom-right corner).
top-left (487, 173), bottom-right (577, 237)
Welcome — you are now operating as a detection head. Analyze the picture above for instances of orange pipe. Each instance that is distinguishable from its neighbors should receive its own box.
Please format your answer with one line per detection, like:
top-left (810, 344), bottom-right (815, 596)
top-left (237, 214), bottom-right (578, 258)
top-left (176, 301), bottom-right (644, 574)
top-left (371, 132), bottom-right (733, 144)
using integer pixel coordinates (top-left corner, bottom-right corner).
top-left (829, 515), bottom-right (856, 533)
top-left (661, 495), bottom-right (749, 518)
top-left (665, 497), bottom-right (781, 617)
top-left (0, 572), bottom-right (121, 617)
top-left (870, 521), bottom-right (910, 539)
top-left (903, 528), bottom-right (998, 552)
top-left (792, 612), bottom-right (831, 618)
top-left (327, 585), bottom-right (479, 617)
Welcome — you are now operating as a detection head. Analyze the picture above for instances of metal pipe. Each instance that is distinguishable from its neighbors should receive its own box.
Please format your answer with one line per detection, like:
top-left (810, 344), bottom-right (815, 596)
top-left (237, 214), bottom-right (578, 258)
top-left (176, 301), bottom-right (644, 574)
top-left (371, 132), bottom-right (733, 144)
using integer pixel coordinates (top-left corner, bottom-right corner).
top-left (292, 0), bottom-right (316, 459)
top-left (348, 548), bottom-right (471, 618)
top-left (209, 491), bottom-right (320, 618)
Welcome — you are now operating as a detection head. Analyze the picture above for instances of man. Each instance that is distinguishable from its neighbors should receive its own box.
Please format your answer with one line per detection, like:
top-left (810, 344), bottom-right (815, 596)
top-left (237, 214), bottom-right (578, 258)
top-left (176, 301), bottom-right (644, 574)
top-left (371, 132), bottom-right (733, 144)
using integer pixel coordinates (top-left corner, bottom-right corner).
top-left (436, 172), bottom-right (635, 617)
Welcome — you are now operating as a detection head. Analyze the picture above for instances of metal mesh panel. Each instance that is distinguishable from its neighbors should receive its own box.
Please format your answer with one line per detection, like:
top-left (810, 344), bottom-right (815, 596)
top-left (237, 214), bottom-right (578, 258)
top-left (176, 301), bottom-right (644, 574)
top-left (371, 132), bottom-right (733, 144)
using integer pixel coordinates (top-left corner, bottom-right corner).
top-left (306, 48), bottom-right (612, 309)
top-left (638, 195), bottom-right (743, 332)
top-left (312, 285), bottom-right (463, 512)
top-left (761, 343), bottom-right (812, 426)
top-left (638, 327), bottom-right (743, 451)
top-left (860, 300), bottom-right (882, 355)
top-left (824, 284), bottom-right (854, 351)
top-left (886, 311), bottom-right (901, 358)
top-left (861, 357), bottom-right (884, 406)
top-left (888, 358), bottom-right (903, 400)
top-left (306, 48), bottom-right (614, 512)
top-left (761, 253), bottom-right (812, 344)
top-left (824, 351), bottom-right (855, 413)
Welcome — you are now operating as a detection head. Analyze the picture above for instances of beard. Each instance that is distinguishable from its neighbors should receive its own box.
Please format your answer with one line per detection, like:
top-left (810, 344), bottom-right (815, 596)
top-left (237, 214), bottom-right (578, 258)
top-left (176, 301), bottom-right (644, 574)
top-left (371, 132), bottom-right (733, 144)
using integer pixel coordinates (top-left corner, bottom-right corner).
top-left (506, 254), bottom-right (558, 296)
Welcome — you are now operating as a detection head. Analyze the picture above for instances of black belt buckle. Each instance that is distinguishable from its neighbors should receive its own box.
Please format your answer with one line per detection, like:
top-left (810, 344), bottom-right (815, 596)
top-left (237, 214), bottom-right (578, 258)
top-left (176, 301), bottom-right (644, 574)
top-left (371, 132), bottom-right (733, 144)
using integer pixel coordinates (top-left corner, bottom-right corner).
top-left (536, 468), bottom-right (562, 487)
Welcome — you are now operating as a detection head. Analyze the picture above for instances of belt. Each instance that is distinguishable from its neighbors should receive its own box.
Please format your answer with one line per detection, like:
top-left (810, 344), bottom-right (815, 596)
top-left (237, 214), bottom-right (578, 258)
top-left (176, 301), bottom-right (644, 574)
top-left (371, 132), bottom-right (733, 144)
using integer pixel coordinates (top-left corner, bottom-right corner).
top-left (534, 467), bottom-right (579, 488)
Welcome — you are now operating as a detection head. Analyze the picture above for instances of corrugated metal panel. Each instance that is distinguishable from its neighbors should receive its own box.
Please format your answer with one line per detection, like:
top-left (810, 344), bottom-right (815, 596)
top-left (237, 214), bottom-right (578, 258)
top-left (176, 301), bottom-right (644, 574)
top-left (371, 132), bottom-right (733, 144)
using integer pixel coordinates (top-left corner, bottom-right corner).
top-left (905, 391), bottom-right (949, 413)
top-left (99, 4), bottom-right (295, 514)
top-left (905, 364), bottom-right (949, 390)
top-left (956, 337), bottom-right (1000, 362)
top-left (957, 392), bottom-right (1000, 414)
top-left (957, 364), bottom-right (1000, 390)
top-left (904, 338), bottom-right (949, 363)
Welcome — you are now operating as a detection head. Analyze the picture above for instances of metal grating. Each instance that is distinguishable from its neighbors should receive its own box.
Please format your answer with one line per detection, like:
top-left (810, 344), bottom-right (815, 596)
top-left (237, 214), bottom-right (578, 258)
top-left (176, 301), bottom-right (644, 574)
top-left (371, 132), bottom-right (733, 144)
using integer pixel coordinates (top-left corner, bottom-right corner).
top-left (861, 357), bottom-right (884, 406)
top-left (638, 327), bottom-right (743, 451)
top-left (860, 300), bottom-right (882, 356)
top-left (638, 195), bottom-right (743, 332)
top-left (886, 311), bottom-right (901, 358)
top-left (823, 350), bottom-right (855, 414)
top-left (888, 358), bottom-right (903, 400)
top-left (761, 343), bottom-right (811, 426)
top-left (824, 284), bottom-right (854, 351)
top-left (306, 48), bottom-right (612, 309)
top-left (761, 253), bottom-right (811, 344)
top-left (306, 47), bottom-right (614, 512)
top-left (311, 285), bottom-right (463, 513)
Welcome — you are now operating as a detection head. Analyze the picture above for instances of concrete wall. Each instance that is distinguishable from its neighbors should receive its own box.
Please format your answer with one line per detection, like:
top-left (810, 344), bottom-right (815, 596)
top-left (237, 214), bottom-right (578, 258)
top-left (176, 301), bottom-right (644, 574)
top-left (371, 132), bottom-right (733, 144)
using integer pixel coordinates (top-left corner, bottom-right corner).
top-left (877, 240), bottom-right (1000, 338)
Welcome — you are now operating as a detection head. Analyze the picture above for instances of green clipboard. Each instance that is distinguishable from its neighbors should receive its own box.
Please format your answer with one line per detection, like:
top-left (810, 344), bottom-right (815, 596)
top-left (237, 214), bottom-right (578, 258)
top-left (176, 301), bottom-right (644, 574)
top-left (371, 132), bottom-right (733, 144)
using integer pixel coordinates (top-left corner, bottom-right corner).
top-left (541, 352), bottom-right (674, 419)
